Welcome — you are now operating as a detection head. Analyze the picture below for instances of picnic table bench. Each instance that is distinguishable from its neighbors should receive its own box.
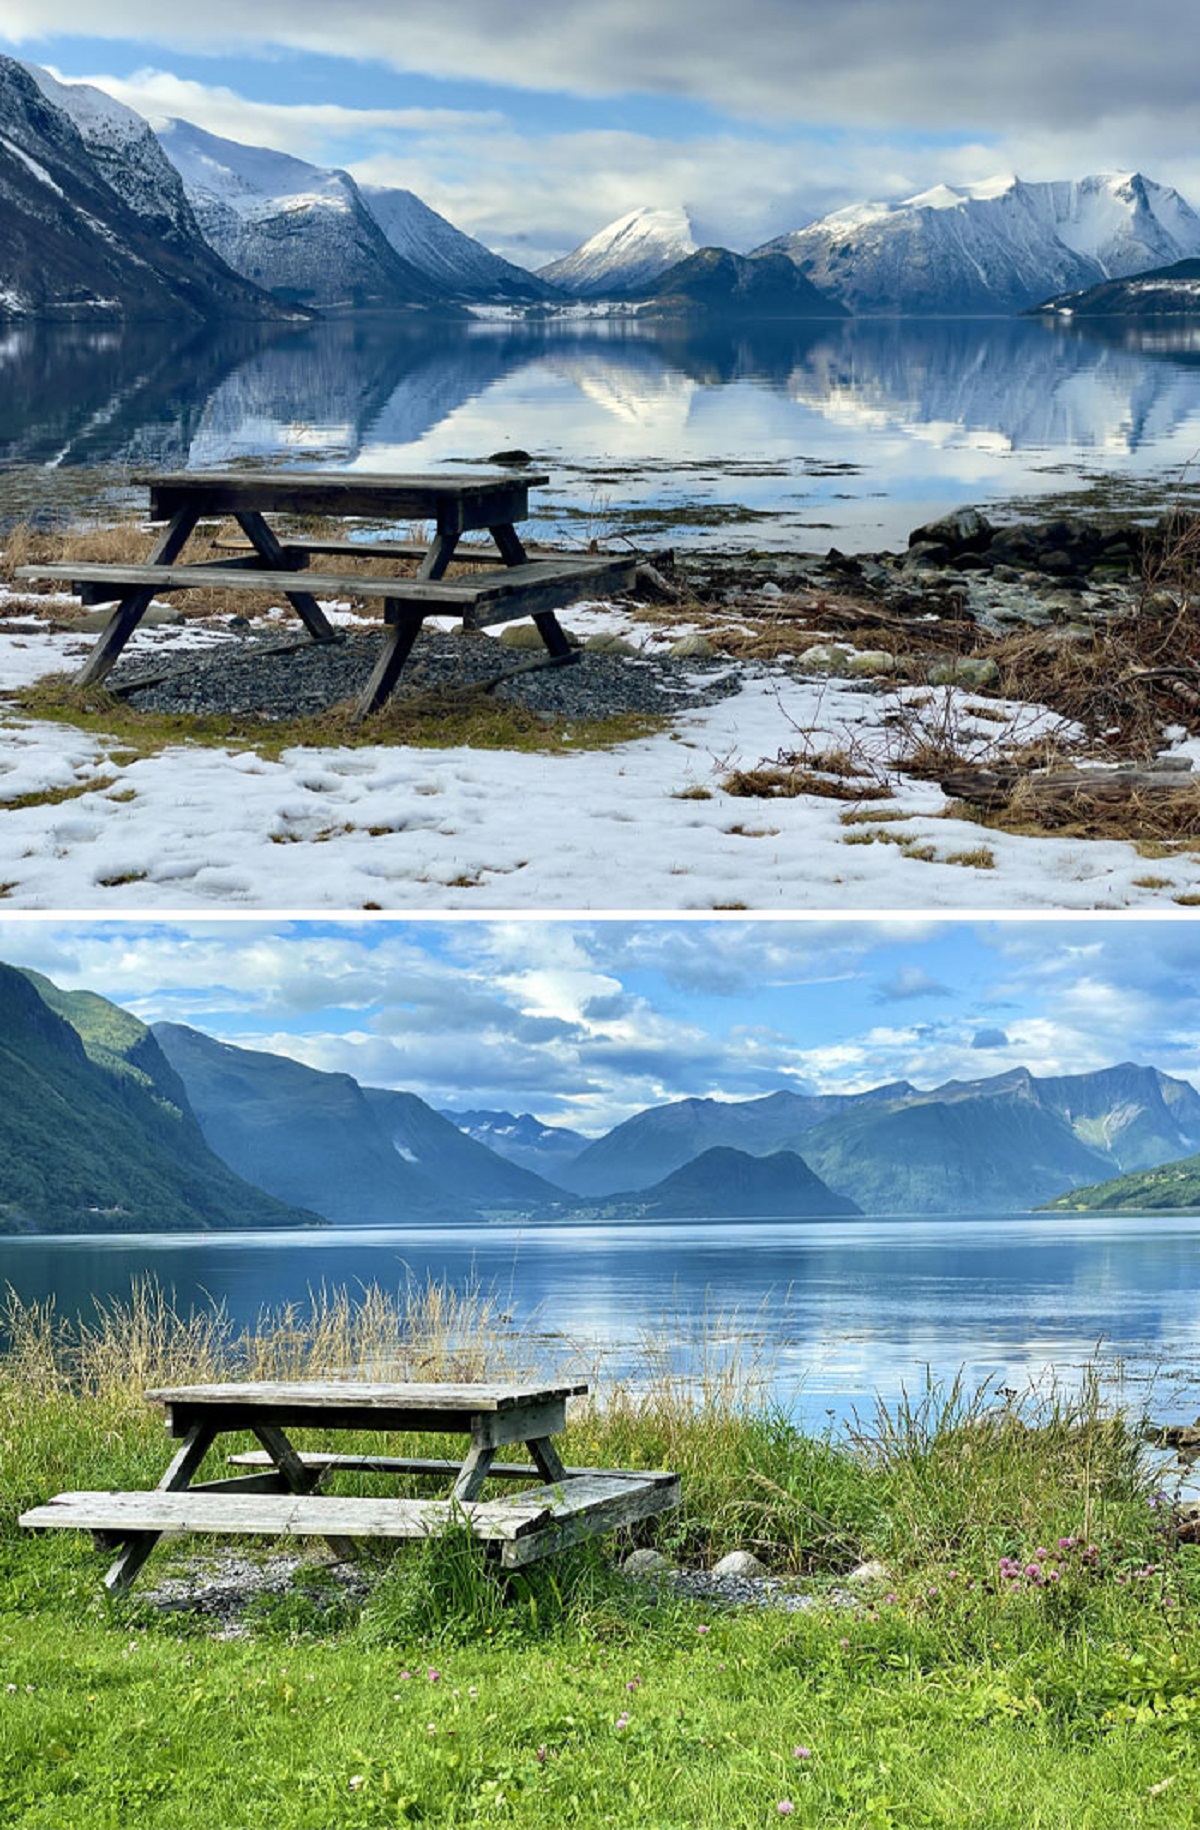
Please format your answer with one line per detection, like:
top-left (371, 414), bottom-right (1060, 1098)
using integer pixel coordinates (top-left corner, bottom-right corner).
top-left (16, 469), bottom-right (638, 718)
top-left (19, 1380), bottom-right (679, 1593)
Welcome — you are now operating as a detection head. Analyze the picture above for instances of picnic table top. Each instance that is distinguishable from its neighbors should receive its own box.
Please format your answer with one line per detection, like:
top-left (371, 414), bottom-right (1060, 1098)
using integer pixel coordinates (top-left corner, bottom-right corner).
top-left (132, 468), bottom-right (549, 508)
top-left (145, 1379), bottom-right (589, 1413)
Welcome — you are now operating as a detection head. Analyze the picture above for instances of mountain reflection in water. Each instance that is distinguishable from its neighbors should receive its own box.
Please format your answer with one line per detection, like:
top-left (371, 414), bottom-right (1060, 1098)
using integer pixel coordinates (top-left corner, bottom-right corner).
top-left (4, 314), bottom-right (1200, 548)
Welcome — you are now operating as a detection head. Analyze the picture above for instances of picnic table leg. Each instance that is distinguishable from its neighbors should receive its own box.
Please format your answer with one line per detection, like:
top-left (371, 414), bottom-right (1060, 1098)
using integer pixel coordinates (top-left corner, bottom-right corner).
top-left (353, 607), bottom-right (426, 719)
top-left (76, 507), bottom-right (199, 687)
top-left (526, 1437), bottom-right (569, 1485)
top-left (101, 1419), bottom-right (216, 1593)
top-left (489, 524), bottom-right (528, 567)
top-left (417, 526), bottom-right (459, 581)
top-left (251, 1424), bottom-right (358, 1563)
top-left (452, 1442), bottom-right (496, 1502)
top-left (491, 521), bottom-right (578, 664)
top-left (233, 510), bottom-right (339, 643)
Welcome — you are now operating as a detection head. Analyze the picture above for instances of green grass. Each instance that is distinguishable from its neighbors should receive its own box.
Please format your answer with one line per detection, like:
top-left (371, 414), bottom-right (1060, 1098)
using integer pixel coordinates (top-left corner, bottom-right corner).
top-left (4, 677), bottom-right (663, 762)
top-left (2, 1289), bottom-right (1200, 1827)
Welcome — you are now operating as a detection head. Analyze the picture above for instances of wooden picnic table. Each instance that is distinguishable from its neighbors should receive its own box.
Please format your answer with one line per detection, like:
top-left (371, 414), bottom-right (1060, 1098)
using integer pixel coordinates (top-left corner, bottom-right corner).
top-left (19, 1379), bottom-right (679, 1593)
top-left (17, 468), bottom-right (638, 716)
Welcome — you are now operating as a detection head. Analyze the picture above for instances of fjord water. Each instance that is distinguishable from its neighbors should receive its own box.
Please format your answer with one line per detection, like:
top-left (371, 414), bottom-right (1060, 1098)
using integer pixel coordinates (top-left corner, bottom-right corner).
top-left (5, 313), bottom-right (1200, 550)
top-left (5, 1213), bottom-right (1200, 1431)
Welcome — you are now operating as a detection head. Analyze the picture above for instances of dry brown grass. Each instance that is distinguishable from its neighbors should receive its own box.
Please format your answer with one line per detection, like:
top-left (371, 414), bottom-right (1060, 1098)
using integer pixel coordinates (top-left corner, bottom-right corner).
top-left (0, 515), bottom-right (509, 627)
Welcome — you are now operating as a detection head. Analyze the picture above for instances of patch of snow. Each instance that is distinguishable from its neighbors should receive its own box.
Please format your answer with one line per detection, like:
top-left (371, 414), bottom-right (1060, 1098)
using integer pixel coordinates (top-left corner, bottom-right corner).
top-left (0, 133), bottom-right (64, 197)
top-left (1, 598), bottom-right (1199, 911)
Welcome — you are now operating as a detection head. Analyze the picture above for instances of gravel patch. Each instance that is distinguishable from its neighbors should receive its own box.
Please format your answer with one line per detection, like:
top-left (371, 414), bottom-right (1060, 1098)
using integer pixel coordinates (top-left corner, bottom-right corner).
top-left (665, 1568), bottom-right (858, 1613)
top-left (138, 1548), bottom-right (855, 1634)
top-left (142, 1550), bottom-right (372, 1638)
top-left (113, 628), bottom-right (742, 723)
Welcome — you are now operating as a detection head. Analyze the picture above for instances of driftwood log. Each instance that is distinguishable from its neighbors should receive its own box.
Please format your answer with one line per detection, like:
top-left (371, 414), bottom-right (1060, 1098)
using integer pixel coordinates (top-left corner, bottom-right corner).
top-left (940, 762), bottom-right (1196, 815)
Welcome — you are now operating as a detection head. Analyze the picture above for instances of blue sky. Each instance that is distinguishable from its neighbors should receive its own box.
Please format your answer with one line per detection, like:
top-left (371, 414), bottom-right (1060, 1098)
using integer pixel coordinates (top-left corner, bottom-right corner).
top-left (2, 2), bottom-right (1197, 264)
top-left (2, 918), bottom-right (1198, 1134)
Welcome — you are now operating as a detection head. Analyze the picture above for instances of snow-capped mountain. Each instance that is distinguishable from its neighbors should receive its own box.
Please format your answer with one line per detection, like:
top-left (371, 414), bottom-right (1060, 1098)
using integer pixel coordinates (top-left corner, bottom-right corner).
top-left (24, 63), bottom-right (198, 246)
top-left (359, 184), bottom-right (552, 302)
top-left (0, 57), bottom-right (281, 321)
top-left (156, 118), bottom-right (440, 312)
top-left (758, 173), bottom-right (1200, 315)
top-left (538, 205), bottom-right (699, 297)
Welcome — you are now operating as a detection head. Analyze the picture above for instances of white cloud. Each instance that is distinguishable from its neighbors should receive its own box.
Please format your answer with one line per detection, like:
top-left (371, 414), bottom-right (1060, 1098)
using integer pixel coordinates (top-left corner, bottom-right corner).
top-left (14, 4), bottom-right (1200, 258)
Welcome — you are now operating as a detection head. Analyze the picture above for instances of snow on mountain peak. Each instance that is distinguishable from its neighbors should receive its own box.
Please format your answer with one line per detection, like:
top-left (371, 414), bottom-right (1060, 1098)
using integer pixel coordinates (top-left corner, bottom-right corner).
top-left (757, 170), bottom-right (1200, 315)
top-left (538, 204), bottom-right (699, 297)
top-left (22, 63), bottom-right (198, 238)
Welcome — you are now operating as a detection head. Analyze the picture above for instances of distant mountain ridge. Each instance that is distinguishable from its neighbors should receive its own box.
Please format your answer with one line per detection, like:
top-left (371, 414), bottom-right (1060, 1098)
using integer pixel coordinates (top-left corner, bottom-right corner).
top-left (155, 119), bottom-right (443, 313)
top-left (637, 247), bottom-right (848, 319)
top-left (153, 1023), bottom-right (564, 1226)
top-left (550, 1064), bottom-right (1200, 1214)
top-left (6, 68), bottom-right (1200, 323)
top-left (7, 959), bottom-right (1200, 1233)
top-left (756, 173), bottom-right (1200, 315)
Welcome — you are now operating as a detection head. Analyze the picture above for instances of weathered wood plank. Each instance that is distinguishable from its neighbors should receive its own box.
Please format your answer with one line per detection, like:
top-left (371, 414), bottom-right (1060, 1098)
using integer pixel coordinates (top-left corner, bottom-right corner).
top-left (139, 472), bottom-right (546, 530)
top-left (353, 611), bottom-right (425, 719)
top-left (226, 1452), bottom-right (647, 1481)
top-left (498, 1474), bottom-right (681, 1566)
top-left (275, 540), bottom-right (542, 565)
top-left (148, 1381), bottom-right (587, 1410)
top-left (18, 556), bottom-right (635, 610)
top-left (20, 1473), bottom-right (679, 1551)
top-left (527, 1435), bottom-right (569, 1484)
top-left (19, 1491), bottom-right (539, 1541)
top-left (469, 1397), bottom-right (568, 1451)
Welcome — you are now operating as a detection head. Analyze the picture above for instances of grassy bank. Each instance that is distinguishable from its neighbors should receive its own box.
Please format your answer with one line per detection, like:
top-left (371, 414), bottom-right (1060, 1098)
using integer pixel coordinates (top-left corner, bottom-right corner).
top-left (2, 1284), bottom-right (1198, 1827)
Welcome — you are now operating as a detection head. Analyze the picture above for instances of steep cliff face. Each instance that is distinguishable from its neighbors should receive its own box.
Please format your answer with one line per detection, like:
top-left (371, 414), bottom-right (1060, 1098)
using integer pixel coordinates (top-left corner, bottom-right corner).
top-left (360, 184), bottom-right (553, 301)
top-left (155, 119), bottom-right (442, 312)
top-left (0, 967), bottom-right (318, 1233)
top-left (0, 58), bottom-right (284, 321)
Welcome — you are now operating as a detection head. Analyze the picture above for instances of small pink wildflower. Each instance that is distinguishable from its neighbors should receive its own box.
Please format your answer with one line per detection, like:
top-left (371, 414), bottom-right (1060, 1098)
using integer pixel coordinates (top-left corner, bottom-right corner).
top-left (778, 1800), bottom-right (795, 1816)
top-left (615, 1713), bottom-right (630, 1730)
top-left (696, 1624), bottom-right (711, 1635)
top-left (427, 1668), bottom-right (441, 1683)
top-left (793, 1745), bottom-right (812, 1760)
top-left (397, 1670), bottom-right (412, 1681)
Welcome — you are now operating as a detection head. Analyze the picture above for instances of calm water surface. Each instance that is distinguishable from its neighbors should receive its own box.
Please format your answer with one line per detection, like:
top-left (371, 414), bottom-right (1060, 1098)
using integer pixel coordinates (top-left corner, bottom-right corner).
top-left (4, 315), bottom-right (1200, 550)
top-left (5, 1213), bottom-right (1200, 1432)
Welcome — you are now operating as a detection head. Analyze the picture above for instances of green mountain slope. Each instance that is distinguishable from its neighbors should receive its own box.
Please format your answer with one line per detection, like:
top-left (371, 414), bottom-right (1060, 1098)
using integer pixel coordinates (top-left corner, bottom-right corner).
top-left (0, 965), bottom-right (319, 1233)
top-left (799, 1091), bottom-right (1114, 1214)
top-left (1042, 1153), bottom-right (1200, 1212)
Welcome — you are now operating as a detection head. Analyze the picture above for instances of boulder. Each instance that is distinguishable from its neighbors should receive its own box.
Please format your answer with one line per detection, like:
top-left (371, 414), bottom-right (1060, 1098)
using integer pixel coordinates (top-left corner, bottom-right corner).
top-left (908, 508), bottom-right (993, 554)
top-left (845, 1559), bottom-right (889, 1586)
top-left (670, 634), bottom-right (715, 659)
top-left (929, 657), bottom-right (1001, 689)
top-left (623, 1548), bottom-right (674, 1577)
top-left (712, 1549), bottom-right (768, 1577)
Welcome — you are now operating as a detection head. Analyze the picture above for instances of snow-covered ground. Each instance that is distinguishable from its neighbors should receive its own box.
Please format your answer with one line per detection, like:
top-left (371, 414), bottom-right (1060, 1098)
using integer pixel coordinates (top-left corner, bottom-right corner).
top-left (3, 595), bottom-right (1200, 911)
